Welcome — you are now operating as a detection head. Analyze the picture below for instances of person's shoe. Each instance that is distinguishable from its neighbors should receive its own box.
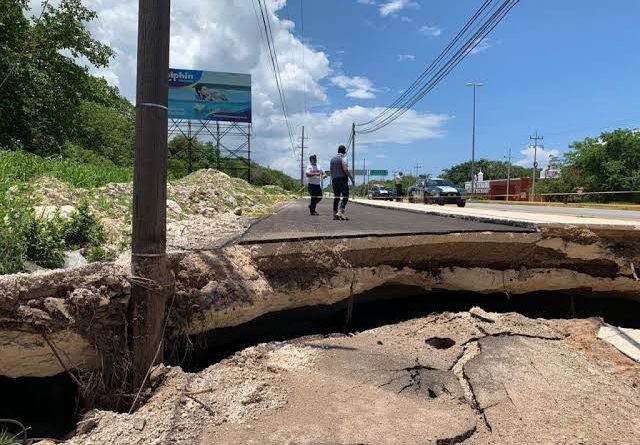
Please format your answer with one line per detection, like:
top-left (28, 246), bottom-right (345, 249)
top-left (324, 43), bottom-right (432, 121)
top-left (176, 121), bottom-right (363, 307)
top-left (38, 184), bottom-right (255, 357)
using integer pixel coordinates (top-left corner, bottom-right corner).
top-left (310, 211), bottom-right (319, 216)
top-left (337, 209), bottom-right (349, 220)
top-left (333, 213), bottom-right (341, 220)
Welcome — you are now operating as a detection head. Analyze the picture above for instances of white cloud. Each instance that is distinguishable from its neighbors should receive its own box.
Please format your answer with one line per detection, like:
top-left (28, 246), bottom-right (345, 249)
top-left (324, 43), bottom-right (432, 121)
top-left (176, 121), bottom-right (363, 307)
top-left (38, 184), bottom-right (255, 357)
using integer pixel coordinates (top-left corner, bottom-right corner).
top-left (264, 106), bottom-right (451, 174)
top-left (30, 0), bottom-right (450, 176)
top-left (397, 54), bottom-right (415, 62)
top-left (470, 38), bottom-right (491, 55)
top-left (330, 75), bottom-right (379, 99)
top-left (515, 145), bottom-right (560, 169)
top-left (419, 25), bottom-right (442, 37)
top-left (357, 0), bottom-right (376, 4)
top-left (379, 0), bottom-right (419, 17)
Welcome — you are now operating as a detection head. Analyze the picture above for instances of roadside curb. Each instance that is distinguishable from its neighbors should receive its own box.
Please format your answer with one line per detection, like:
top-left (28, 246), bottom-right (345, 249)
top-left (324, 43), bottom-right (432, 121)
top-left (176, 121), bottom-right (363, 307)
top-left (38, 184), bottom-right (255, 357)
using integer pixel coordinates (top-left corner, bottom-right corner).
top-left (352, 199), bottom-right (538, 231)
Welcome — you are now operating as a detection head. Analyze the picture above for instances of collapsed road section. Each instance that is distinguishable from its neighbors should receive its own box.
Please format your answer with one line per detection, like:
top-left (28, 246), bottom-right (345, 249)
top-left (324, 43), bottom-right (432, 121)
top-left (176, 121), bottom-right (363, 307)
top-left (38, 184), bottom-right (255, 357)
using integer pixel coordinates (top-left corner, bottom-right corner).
top-left (1, 211), bottom-right (639, 379)
top-left (1, 200), bottom-right (640, 442)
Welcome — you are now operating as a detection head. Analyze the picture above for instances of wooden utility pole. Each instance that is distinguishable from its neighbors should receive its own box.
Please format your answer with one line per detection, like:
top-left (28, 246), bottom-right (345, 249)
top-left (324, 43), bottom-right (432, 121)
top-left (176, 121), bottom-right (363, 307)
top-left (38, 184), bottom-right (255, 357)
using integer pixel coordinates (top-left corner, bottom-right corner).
top-left (506, 147), bottom-right (512, 201)
top-left (351, 123), bottom-right (356, 186)
top-left (299, 126), bottom-right (305, 187)
top-left (130, 0), bottom-right (173, 390)
top-left (529, 132), bottom-right (543, 202)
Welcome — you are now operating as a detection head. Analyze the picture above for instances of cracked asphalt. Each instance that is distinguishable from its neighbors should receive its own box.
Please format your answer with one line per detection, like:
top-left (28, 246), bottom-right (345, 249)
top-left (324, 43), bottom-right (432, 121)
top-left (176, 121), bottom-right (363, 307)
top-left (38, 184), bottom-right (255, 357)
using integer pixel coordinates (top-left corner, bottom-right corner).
top-left (202, 309), bottom-right (640, 445)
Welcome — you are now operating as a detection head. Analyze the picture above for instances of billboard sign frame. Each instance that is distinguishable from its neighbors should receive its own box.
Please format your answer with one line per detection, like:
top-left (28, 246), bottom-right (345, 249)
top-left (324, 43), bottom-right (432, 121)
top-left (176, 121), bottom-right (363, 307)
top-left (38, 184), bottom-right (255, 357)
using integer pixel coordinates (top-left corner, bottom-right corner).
top-left (168, 68), bottom-right (252, 123)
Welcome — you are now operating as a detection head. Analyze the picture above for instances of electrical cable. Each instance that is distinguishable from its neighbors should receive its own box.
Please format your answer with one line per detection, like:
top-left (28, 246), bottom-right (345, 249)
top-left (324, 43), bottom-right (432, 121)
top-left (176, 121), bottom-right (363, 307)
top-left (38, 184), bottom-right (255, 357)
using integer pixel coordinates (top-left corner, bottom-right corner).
top-left (357, 0), bottom-right (520, 134)
top-left (357, 0), bottom-right (494, 128)
top-left (251, 0), bottom-right (298, 158)
top-left (359, 0), bottom-right (518, 133)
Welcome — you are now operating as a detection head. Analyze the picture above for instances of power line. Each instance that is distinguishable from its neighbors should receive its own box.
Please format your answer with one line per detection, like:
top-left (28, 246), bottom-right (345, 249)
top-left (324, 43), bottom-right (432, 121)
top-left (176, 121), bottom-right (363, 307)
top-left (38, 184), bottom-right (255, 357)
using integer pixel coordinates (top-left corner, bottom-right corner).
top-left (252, 0), bottom-right (298, 158)
top-left (301, 0), bottom-right (308, 117)
top-left (357, 0), bottom-right (520, 134)
top-left (359, 0), bottom-right (518, 133)
top-left (357, 0), bottom-right (493, 128)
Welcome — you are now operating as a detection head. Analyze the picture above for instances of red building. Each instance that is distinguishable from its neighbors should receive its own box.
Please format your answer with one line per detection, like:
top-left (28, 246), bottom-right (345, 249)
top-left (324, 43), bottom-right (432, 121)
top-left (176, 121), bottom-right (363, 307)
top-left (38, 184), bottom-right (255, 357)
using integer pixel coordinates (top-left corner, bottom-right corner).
top-left (467, 178), bottom-right (533, 201)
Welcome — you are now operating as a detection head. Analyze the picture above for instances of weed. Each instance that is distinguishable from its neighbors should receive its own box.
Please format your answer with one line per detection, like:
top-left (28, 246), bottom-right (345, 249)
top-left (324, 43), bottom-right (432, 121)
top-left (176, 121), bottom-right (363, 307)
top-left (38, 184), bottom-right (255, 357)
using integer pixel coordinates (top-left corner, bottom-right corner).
top-left (0, 427), bottom-right (25, 445)
top-left (63, 201), bottom-right (106, 249)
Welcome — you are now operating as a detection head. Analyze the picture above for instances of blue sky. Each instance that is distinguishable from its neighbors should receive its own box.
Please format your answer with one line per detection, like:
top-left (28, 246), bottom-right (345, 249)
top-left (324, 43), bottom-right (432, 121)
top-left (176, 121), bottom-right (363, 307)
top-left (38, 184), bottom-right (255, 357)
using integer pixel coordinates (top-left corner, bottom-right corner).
top-left (277, 0), bottom-right (640, 177)
top-left (54, 0), bottom-right (640, 179)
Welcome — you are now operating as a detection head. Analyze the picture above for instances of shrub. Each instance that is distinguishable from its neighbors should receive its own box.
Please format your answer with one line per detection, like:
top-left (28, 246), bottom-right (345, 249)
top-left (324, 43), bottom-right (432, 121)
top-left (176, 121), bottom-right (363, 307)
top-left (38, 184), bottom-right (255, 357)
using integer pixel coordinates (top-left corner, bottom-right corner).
top-left (86, 245), bottom-right (111, 262)
top-left (23, 210), bottom-right (66, 269)
top-left (63, 201), bottom-right (106, 248)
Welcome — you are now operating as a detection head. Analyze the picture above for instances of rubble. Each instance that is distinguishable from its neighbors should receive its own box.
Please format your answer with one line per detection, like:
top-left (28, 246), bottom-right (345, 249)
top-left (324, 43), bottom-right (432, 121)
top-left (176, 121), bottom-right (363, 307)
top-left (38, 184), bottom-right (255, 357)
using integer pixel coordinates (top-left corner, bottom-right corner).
top-left (61, 310), bottom-right (640, 445)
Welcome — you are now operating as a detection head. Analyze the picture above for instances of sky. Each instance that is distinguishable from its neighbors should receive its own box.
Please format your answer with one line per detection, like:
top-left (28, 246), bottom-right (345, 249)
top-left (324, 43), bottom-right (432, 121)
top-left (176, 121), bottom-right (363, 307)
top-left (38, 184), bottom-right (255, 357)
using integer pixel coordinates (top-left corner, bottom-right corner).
top-left (29, 0), bottom-right (640, 179)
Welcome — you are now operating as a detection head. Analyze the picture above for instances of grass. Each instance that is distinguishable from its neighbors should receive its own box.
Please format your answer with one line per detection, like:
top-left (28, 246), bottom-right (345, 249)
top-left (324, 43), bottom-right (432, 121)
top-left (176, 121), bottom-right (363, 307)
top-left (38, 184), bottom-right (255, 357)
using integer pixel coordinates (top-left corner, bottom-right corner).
top-left (0, 150), bottom-right (297, 274)
top-left (0, 150), bottom-right (132, 196)
top-left (0, 429), bottom-right (24, 445)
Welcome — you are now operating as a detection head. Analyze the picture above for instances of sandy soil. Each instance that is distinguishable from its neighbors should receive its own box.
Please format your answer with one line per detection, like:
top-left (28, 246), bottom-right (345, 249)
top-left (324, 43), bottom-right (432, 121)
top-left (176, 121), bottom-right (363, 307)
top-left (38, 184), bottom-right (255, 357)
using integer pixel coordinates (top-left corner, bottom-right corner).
top-left (66, 308), bottom-right (640, 445)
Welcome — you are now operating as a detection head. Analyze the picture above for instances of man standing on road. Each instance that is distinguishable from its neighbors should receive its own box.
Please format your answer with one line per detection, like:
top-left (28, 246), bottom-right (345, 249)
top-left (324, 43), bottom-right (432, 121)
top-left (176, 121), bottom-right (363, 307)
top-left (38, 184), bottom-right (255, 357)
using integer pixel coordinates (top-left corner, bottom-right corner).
top-left (306, 154), bottom-right (324, 215)
top-left (330, 145), bottom-right (354, 220)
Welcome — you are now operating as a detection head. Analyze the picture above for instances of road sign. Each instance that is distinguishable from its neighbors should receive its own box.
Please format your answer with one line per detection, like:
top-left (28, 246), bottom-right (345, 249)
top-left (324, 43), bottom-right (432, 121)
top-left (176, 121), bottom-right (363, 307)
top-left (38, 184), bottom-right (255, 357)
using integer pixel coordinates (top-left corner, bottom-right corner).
top-left (353, 169), bottom-right (367, 176)
top-left (369, 170), bottom-right (388, 176)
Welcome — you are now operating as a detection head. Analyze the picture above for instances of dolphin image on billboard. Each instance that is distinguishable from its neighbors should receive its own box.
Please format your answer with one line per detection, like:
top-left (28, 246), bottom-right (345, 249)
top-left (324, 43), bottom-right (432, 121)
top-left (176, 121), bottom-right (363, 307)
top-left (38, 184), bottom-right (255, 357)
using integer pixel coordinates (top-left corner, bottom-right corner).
top-left (168, 69), bottom-right (252, 123)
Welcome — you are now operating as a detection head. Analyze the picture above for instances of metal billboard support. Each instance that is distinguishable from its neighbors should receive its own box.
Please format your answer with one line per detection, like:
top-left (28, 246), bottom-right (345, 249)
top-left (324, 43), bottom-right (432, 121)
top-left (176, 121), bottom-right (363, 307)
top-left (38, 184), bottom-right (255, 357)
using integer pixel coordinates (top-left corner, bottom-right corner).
top-left (168, 118), bottom-right (252, 183)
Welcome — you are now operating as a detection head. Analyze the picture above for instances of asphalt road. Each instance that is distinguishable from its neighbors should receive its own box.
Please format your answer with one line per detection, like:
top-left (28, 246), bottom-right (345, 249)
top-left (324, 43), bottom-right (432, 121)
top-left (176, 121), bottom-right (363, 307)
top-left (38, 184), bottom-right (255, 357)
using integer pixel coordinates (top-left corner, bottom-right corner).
top-left (239, 199), bottom-right (532, 243)
top-left (468, 202), bottom-right (640, 221)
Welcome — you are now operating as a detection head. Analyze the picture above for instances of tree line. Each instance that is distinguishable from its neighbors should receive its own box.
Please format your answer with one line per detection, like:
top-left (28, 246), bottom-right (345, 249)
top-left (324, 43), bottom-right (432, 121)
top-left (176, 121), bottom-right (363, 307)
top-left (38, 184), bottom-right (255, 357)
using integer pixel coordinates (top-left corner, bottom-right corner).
top-left (0, 0), bottom-right (298, 190)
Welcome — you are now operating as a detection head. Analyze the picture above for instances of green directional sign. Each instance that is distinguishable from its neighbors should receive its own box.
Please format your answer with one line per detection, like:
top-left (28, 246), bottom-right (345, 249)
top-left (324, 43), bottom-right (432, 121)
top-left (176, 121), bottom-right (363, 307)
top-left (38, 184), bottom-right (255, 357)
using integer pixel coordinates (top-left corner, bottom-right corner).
top-left (369, 169), bottom-right (388, 176)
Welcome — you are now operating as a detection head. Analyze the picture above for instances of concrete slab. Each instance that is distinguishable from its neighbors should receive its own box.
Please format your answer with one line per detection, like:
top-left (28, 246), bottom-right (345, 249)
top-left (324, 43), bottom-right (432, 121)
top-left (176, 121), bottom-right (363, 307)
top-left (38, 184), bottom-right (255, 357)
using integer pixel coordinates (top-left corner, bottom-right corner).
top-left (354, 199), bottom-right (640, 230)
top-left (239, 199), bottom-right (532, 244)
top-left (598, 324), bottom-right (640, 363)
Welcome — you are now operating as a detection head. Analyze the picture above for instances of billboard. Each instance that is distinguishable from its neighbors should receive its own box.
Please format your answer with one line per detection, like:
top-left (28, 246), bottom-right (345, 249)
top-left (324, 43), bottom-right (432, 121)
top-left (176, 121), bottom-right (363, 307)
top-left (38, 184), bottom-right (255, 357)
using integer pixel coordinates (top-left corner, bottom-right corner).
top-left (168, 69), bottom-right (251, 123)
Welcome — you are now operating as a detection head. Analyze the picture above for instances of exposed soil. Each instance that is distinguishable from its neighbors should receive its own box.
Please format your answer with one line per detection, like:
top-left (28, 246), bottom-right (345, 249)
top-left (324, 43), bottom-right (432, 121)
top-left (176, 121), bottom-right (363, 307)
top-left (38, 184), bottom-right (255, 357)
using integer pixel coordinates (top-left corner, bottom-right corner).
top-left (31, 169), bottom-right (295, 254)
top-left (64, 309), bottom-right (640, 445)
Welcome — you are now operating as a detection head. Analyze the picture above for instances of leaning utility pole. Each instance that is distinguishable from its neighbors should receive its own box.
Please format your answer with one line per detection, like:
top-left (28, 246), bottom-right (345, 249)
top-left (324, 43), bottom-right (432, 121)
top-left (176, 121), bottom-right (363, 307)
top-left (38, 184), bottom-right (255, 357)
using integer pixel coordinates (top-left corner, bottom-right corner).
top-left (506, 147), bottom-right (512, 201)
top-left (130, 0), bottom-right (173, 390)
top-left (529, 132), bottom-right (543, 202)
top-left (351, 122), bottom-right (356, 186)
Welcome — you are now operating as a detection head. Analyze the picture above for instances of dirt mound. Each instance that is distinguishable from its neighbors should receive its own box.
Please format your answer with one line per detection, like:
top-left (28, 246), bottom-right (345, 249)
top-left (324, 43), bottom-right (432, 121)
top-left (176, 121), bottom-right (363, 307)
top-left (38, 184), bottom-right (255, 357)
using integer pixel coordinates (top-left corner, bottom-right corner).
top-left (27, 169), bottom-right (295, 257)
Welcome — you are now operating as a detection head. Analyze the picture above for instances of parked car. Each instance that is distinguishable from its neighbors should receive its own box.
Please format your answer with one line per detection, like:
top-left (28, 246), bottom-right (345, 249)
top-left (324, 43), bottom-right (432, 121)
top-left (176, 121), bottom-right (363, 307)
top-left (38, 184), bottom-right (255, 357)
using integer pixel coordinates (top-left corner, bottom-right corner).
top-left (368, 185), bottom-right (394, 200)
top-left (409, 178), bottom-right (466, 207)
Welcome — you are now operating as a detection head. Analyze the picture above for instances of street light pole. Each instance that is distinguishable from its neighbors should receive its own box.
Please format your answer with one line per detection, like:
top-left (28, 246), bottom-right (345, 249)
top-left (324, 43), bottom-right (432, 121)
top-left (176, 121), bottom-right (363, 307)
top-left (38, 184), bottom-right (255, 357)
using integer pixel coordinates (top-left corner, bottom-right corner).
top-left (466, 82), bottom-right (485, 195)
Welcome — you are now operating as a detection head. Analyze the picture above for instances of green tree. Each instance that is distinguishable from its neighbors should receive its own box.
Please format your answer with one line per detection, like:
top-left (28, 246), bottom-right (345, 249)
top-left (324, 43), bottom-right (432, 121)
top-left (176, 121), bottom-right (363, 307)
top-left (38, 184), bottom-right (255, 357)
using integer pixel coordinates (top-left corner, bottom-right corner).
top-left (441, 159), bottom-right (532, 186)
top-left (0, 0), bottom-right (114, 155)
top-left (564, 129), bottom-right (640, 192)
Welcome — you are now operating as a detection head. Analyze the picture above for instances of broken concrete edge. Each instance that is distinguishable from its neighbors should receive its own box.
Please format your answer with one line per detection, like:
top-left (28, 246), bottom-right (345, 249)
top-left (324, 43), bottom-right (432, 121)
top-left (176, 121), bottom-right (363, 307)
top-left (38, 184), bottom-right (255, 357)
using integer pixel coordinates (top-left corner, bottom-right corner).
top-left (597, 324), bottom-right (640, 363)
top-left (353, 199), bottom-right (640, 231)
top-left (1, 227), bottom-right (640, 377)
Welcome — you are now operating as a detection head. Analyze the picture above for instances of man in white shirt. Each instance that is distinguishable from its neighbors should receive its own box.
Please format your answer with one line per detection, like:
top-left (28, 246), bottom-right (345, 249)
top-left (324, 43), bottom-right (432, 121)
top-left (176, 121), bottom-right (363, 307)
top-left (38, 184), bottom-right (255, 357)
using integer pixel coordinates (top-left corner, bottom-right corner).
top-left (306, 154), bottom-right (324, 215)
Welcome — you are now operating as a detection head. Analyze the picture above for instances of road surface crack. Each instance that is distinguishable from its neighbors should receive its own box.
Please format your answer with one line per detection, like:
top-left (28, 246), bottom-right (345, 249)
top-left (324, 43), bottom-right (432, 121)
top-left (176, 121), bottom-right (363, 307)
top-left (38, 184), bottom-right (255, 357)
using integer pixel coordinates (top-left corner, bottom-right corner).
top-left (452, 341), bottom-right (493, 433)
top-left (435, 425), bottom-right (478, 445)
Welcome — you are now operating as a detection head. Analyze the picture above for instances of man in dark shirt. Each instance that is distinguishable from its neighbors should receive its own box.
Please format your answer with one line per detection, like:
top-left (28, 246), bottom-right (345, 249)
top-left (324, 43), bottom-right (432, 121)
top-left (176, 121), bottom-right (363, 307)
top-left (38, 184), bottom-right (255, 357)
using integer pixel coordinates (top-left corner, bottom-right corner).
top-left (329, 145), bottom-right (355, 220)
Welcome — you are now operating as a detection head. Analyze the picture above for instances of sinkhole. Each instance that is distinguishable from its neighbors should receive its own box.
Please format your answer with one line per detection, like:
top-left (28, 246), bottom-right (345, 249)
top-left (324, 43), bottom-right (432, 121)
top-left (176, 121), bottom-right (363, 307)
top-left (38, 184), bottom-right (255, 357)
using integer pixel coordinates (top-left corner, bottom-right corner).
top-left (171, 285), bottom-right (640, 372)
top-left (2, 285), bottom-right (638, 440)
